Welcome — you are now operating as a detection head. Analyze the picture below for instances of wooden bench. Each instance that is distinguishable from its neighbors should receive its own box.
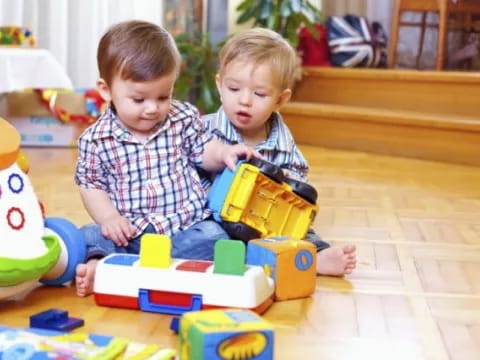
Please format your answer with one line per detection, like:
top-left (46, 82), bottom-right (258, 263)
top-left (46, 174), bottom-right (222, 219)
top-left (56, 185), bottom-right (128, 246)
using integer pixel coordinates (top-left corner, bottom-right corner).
top-left (283, 67), bottom-right (480, 166)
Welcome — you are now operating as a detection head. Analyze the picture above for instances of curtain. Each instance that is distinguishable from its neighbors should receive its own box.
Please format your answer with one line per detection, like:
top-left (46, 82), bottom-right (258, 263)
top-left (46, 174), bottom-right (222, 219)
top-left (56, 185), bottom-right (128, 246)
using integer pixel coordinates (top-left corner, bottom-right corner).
top-left (321, 0), bottom-right (369, 17)
top-left (0, 0), bottom-right (164, 88)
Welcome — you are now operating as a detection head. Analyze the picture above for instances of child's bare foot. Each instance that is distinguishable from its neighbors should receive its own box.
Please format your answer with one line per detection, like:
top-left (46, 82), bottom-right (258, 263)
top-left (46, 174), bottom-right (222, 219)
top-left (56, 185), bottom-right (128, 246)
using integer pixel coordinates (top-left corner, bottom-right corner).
top-left (316, 244), bottom-right (356, 276)
top-left (75, 259), bottom-right (99, 297)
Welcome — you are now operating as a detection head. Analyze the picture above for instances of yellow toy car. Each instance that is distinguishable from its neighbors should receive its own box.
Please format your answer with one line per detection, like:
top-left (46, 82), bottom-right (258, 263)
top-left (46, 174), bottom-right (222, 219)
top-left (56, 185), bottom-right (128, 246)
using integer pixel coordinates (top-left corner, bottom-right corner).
top-left (208, 158), bottom-right (318, 241)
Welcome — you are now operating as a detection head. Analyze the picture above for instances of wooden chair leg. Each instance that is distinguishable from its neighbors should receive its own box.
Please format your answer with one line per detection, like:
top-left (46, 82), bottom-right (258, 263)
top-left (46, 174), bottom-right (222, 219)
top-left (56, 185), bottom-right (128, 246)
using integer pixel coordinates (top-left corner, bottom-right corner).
top-left (388, 0), bottom-right (402, 68)
top-left (436, 1), bottom-right (448, 70)
top-left (464, 14), bottom-right (474, 70)
top-left (416, 12), bottom-right (428, 69)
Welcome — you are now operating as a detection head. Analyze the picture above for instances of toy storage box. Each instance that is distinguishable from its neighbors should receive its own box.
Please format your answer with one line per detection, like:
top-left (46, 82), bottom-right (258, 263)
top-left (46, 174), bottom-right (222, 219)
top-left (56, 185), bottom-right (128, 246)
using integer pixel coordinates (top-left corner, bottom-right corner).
top-left (7, 116), bottom-right (87, 147)
top-left (2, 91), bottom-right (88, 147)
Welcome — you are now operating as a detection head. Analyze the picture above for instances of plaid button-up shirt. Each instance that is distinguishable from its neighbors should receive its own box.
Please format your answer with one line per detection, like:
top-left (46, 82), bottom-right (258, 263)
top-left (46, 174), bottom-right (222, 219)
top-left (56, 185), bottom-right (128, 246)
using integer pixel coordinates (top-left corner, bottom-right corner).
top-left (201, 107), bottom-right (309, 188)
top-left (75, 100), bottom-right (212, 238)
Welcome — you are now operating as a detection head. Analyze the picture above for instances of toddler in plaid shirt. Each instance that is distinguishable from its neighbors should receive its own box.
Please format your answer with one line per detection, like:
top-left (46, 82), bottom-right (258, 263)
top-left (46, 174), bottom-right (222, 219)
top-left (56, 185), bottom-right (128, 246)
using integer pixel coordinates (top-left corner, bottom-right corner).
top-left (74, 20), bottom-right (257, 297)
top-left (202, 28), bottom-right (356, 276)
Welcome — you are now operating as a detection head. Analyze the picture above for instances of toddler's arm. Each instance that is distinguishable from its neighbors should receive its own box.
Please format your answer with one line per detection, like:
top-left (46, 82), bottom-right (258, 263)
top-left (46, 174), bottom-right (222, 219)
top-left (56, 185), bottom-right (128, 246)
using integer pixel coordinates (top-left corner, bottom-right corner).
top-left (281, 142), bottom-right (309, 181)
top-left (202, 139), bottom-right (259, 172)
top-left (79, 187), bottom-right (135, 247)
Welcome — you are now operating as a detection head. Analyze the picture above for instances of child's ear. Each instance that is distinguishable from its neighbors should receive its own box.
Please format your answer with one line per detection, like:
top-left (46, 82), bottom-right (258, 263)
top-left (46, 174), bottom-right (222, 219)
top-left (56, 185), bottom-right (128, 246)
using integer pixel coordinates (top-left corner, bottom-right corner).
top-left (97, 78), bottom-right (112, 102)
top-left (215, 74), bottom-right (222, 99)
top-left (276, 88), bottom-right (292, 109)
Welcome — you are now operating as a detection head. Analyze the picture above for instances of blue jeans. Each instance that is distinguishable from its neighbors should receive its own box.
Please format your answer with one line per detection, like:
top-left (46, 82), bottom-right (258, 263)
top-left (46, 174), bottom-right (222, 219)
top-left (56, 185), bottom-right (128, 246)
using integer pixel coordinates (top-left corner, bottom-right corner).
top-left (81, 220), bottom-right (230, 261)
top-left (305, 228), bottom-right (330, 252)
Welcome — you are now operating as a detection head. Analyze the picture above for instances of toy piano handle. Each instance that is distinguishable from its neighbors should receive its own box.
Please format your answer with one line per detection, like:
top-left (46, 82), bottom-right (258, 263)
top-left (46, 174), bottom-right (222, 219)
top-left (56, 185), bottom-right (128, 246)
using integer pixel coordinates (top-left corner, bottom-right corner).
top-left (138, 289), bottom-right (203, 315)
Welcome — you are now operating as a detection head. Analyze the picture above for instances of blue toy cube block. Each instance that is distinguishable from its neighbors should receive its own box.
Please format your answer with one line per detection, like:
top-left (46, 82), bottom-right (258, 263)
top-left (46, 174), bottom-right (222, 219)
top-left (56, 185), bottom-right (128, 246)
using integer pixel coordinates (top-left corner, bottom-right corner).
top-left (179, 309), bottom-right (274, 360)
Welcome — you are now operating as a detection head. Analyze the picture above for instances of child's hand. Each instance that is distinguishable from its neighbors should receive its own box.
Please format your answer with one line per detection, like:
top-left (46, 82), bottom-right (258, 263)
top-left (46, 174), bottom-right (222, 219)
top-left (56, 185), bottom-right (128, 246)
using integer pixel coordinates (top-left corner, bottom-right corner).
top-left (100, 215), bottom-right (136, 247)
top-left (222, 144), bottom-right (261, 171)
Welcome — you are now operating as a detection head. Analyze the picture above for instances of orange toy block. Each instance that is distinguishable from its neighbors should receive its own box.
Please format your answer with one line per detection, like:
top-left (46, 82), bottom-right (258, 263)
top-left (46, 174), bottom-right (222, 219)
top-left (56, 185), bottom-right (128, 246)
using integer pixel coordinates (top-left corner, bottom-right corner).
top-left (0, 118), bottom-right (21, 170)
top-left (246, 237), bottom-right (316, 301)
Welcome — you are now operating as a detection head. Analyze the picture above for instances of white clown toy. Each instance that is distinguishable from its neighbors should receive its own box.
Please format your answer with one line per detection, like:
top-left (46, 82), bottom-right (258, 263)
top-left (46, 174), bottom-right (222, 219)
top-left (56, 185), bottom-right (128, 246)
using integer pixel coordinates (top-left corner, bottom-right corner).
top-left (0, 118), bottom-right (86, 300)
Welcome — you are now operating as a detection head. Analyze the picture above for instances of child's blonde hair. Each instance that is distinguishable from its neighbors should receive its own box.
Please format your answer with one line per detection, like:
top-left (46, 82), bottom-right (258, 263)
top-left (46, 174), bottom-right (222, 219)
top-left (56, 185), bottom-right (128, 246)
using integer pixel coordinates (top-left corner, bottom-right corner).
top-left (218, 28), bottom-right (299, 90)
top-left (97, 20), bottom-right (180, 86)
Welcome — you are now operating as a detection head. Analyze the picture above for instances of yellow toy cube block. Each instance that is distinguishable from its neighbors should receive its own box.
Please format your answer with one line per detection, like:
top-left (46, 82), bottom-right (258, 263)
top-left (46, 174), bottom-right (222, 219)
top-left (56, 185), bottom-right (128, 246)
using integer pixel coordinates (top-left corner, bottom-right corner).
top-left (246, 237), bottom-right (316, 301)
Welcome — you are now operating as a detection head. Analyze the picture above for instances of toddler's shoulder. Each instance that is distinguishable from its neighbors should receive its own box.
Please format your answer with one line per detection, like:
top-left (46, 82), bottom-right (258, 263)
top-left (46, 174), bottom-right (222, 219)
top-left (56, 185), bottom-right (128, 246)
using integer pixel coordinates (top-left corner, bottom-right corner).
top-left (78, 112), bottom-right (114, 143)
top-left (77, 123), bottom-right (96, 144)
top-left (201, 112), bottom-right (216, 127)
top-left (274, 112), bottom-right (297, 144)
top-left (170, 100), bottom-right (201, 121)
top-left (77, 119), bottom-right (104, 143)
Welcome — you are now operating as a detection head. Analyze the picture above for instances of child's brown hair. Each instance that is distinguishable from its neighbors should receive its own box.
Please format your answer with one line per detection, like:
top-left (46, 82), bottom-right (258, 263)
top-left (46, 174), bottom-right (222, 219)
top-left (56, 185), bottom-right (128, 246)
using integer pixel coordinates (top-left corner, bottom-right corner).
top-left (97, 20), bottom-right (180, 86)
top-left (218, 28), bottom-right (299, 90)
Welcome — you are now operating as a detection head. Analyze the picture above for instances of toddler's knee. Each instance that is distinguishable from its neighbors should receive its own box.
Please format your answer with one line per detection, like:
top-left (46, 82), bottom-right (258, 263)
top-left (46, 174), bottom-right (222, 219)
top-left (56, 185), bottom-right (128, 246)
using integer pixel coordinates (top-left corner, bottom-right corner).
top-left (80, 224), bottom-right (103, 245)
top-left (199, 220), bottom-right (230, 241)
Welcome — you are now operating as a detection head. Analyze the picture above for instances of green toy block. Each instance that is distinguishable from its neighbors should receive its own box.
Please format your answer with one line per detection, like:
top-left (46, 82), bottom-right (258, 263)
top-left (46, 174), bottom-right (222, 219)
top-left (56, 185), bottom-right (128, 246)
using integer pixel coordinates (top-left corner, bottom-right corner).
top-left (213, 239), bottom-right (245, 275)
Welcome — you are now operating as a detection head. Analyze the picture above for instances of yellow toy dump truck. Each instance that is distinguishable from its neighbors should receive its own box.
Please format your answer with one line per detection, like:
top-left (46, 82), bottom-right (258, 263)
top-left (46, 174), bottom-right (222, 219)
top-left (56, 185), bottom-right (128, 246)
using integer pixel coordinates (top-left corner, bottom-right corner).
top-left (208, 158), bottom-right (318, 242)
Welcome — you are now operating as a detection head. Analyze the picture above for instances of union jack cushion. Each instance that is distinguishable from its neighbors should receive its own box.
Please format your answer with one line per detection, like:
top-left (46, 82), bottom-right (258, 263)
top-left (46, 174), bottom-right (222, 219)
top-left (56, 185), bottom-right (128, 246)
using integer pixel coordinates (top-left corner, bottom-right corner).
top-left (326, 14), bottom-right (387, 68)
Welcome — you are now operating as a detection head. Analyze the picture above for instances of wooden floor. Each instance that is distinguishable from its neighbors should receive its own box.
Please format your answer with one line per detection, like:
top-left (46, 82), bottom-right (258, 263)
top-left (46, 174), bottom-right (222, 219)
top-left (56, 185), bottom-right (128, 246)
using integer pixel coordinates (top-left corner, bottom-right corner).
top-left (2, 145), bottom-right (480, 360)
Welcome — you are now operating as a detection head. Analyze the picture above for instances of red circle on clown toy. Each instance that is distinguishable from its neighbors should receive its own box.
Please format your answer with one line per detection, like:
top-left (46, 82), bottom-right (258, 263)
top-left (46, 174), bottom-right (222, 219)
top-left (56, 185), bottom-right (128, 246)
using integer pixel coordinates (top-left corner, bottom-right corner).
top-left (7, 207), bottom-right (26, 230)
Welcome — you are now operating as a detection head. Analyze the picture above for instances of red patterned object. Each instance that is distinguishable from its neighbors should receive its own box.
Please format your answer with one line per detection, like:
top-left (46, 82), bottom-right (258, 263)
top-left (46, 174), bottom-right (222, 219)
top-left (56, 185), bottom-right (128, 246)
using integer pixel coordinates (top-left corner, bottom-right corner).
top-left (297, 23), bottom-right (331, 67)
top-left (36, 89), bottom-right (105, 126)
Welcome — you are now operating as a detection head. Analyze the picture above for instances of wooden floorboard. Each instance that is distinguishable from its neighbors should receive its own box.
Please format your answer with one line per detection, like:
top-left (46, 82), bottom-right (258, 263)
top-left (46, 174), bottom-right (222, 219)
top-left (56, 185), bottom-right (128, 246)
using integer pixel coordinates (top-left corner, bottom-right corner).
top-left (2, 146), bottom-right (480, 360)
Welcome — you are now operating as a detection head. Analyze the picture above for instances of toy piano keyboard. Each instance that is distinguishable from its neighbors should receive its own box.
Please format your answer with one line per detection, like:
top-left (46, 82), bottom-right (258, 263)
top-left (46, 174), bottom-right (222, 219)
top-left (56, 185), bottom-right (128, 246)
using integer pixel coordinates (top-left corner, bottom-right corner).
top-left (94, 236), bottom-right (275, 315)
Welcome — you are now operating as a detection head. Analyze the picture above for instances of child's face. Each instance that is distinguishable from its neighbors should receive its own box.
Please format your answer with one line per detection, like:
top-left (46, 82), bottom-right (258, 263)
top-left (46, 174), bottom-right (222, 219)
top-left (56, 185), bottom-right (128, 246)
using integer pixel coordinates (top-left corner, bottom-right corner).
top-left (216, 60), bottom-right (291, 140)
top-left (98, 71), bottom-right (177, 138)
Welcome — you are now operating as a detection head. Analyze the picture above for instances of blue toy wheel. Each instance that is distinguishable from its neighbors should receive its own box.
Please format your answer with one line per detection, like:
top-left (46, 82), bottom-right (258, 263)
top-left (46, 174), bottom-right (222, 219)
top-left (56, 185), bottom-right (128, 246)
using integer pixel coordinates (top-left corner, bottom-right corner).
top-left (41, 217), bottom-right (86, 286)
